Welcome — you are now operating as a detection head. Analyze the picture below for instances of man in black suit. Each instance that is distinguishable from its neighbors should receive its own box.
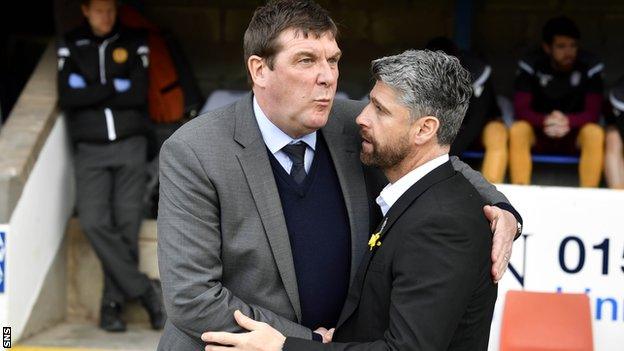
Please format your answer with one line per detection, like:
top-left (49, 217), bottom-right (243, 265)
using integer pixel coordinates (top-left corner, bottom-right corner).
top-left (203, 49), bottom-right (497, 350)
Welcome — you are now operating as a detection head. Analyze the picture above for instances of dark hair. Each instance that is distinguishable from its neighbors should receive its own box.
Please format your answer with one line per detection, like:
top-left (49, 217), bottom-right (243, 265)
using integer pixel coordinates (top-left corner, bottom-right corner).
top-left (80, 0), bottom-right (117, 6)
top-left (542, 16), bottom-right (580, 44)
top-left (425, 36), bottom-right (459, 58)
top-left (243, 0), bottom-right (338, 72)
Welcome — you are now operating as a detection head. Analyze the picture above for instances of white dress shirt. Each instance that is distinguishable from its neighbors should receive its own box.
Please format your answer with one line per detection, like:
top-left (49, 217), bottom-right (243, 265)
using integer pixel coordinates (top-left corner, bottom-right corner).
top-left (253, 96), bottom-right (316, 174)
top-left (376, 154), bottom-right (450, 216)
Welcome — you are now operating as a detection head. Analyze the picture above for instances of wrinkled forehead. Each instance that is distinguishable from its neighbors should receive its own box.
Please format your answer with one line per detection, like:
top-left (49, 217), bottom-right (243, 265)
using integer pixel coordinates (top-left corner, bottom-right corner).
top-left (274, 28), bottom-right (339, 53)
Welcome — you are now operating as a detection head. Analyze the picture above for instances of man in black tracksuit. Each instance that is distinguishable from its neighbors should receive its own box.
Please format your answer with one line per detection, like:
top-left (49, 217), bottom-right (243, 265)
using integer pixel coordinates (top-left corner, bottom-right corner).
top-left (57, 0), bottom-right (164, 332)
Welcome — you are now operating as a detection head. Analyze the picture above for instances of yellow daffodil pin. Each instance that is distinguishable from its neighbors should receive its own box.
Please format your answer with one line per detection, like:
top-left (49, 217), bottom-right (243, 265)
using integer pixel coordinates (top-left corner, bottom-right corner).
top-left (368, 232), bottom-right (382, 251)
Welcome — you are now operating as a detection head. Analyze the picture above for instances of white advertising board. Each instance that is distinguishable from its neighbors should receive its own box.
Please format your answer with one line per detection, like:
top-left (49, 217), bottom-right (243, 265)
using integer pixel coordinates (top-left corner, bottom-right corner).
top-left (489, 185), bottom-right (623, 351)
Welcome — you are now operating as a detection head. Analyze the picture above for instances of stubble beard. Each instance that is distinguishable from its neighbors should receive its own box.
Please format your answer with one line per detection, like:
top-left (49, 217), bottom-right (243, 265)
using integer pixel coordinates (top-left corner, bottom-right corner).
top-left (360, 133), bottom-right (411, 170)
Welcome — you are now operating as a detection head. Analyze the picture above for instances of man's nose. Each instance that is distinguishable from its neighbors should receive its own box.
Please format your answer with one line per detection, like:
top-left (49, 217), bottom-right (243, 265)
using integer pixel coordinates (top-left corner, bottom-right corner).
top-left (317, 60), bottom-right (337, 87)
top-left (356, 104), bottom-right (372, 127)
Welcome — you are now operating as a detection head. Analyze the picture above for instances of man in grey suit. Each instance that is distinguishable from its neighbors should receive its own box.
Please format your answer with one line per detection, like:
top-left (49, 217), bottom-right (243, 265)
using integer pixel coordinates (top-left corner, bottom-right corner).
top-left (157, 1), bottom-right (522, 350)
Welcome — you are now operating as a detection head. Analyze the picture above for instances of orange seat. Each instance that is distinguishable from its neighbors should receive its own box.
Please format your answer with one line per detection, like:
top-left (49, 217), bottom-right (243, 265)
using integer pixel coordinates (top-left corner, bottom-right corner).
top-left (500, 290), bottom-right (594, 351)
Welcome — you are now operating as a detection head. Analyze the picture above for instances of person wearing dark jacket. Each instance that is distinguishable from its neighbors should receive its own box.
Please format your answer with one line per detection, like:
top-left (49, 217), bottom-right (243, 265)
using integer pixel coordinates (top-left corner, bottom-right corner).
top-left (509, 16), bottom-right (605, 187)
top-left (57, 0), bottom-right (164, 332)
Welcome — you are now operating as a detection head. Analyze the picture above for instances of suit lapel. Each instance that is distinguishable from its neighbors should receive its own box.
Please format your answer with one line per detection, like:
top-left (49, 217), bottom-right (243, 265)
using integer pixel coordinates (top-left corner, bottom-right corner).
top-left (322, 114), bottom-right (370, 285)
top-left (234, 93), bottom-right (302, 322)
top-left (336, 161), bottom-right (456, 328)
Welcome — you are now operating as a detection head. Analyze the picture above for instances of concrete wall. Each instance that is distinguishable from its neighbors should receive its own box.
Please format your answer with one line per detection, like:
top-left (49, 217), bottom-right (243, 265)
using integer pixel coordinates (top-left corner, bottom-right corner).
top-left (3, 115), bottom-right (74, 340)
top-left (66, 219), bottom-right (158, 324)
top-left (0, 42), bottom-right (74, 342)
top-left (133, 0), bottom-right (624, 100)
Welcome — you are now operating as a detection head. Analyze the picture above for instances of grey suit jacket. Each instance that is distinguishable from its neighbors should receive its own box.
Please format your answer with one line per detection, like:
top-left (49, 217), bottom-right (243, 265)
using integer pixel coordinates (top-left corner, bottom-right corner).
top-left (156, 93), bottom-right (511, 350)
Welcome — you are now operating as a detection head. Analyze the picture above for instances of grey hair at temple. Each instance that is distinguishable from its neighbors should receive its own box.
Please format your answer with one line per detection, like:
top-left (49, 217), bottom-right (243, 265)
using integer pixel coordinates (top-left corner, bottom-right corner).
top-left (371, 49), bottom-right (473, 145)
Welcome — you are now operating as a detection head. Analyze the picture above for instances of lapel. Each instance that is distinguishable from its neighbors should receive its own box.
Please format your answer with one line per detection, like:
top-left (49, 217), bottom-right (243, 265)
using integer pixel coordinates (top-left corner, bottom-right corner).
top-left (233, 93), bottom-right (302, 322)
top-left (321, 113), bottom-right (371, 285)
top-left (336, 161), bottom-right (455, 328)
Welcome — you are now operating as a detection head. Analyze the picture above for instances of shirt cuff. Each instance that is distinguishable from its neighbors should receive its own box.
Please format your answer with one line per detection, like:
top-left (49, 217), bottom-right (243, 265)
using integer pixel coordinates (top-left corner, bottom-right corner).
top-left (493, 202), bottom-right (523, 240)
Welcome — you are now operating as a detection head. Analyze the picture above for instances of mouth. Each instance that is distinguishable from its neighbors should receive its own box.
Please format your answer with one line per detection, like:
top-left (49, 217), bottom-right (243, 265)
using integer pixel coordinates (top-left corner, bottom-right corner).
top-left (314, 98), bottom-right (332, 107)
top-left (360, 133), bottom-right (372, 146)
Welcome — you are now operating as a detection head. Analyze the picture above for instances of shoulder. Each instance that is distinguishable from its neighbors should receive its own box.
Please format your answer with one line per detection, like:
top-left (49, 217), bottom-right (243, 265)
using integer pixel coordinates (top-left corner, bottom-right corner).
top-left (577, 50), bottom-right (604, 77)
top-left (330, 99), bottom-right (366, 135)
top-left (59, 26), bottom-right (89, 50)
top-left (517, 49), bottom-right (547, 76)
top-left (58, 26), bottom-right (90, 58)
top-left (332, 98), bottom-right (366, 117)
top-left (610, 77), bottom-right (624, 113)
top-left (461, 52), bottom-right (491, 85)
top-left (167, 100), bottom-right (238, 149)
top-left (431, 173), bottom-right (486, 210)
top-left (406, 172), bottom-right (488, 231)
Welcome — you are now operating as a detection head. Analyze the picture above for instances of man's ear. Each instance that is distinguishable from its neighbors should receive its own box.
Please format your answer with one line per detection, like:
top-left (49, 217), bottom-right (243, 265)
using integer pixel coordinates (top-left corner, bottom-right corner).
top-left (247, 55), bottom-right (268, 88)
top-left (413, 116), bottom-right (440, 145)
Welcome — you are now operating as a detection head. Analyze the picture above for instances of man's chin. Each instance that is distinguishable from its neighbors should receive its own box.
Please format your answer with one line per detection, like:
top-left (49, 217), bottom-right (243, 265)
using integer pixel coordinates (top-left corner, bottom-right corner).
top-left (306, 114), bottom-right (330, 131)
top-left (359, 152), bottom-right (377, 167)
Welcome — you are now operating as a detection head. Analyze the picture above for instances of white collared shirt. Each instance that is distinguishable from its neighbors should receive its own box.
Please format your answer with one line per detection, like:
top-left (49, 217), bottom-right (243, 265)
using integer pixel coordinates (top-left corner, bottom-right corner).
top-left (376, 154), bottom-right (450, 216)
top-left (253, 96), bottom-right (316, 174)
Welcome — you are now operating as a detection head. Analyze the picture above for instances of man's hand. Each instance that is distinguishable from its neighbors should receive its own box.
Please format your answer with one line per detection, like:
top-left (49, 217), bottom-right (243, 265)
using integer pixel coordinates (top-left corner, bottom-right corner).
top-left (483, 205), bottom-right (517, 283)
top-left (543, 111), bottom-right (570, 138)
top-left (202, 310), bottom-right (285, 351)
top-left (315, 327), bottom-right (335, 343)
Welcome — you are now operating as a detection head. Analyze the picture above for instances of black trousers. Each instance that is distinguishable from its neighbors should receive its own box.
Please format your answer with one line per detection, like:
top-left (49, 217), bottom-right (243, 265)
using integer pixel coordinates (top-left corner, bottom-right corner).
top-left (74, 135), bottom-right (151, 304)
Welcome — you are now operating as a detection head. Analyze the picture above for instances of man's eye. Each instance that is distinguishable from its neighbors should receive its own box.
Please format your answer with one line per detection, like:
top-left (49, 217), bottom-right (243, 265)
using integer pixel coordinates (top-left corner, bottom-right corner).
top-left (300, 58), bottom-right (313, 64)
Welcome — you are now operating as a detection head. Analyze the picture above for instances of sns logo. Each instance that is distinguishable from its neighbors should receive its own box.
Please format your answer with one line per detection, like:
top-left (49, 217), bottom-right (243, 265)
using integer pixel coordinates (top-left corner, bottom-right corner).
top-left (2, 327), bottom-right (10, 348)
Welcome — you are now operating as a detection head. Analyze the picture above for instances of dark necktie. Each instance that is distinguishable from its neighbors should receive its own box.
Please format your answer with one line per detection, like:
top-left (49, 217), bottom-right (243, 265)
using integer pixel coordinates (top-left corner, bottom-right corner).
top-left (282, 142), bottom-right (307, 184)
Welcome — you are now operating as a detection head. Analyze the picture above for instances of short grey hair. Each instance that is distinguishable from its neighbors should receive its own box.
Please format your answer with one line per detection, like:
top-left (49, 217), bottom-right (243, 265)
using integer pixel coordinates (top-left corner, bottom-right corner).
top-left (371, 49), bottom-right (472, 145)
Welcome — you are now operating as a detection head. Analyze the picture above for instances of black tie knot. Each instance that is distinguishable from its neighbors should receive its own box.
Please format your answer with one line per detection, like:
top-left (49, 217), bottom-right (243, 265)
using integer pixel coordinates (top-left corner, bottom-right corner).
top-left (282, 142), bottom-right (307, 184)
top-left (282, 142), bottom-right (306, 166)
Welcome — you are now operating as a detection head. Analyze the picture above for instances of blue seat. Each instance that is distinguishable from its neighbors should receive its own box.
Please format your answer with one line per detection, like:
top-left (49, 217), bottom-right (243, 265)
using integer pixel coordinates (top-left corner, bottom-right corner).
top-left (461, 151), bottom-right (579, 165)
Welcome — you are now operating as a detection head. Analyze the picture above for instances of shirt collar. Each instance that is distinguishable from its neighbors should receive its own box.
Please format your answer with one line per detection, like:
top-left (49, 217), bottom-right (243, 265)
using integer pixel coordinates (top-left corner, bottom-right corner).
top-left (253, 96), bottom-right (316, 154)
top-left (376, 154), bottom-right (450, 216)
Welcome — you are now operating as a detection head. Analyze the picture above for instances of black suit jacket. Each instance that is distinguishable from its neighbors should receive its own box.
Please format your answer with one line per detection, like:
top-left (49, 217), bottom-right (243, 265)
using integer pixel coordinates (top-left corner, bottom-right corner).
top-left (284, 161), bottom-right (497, 350)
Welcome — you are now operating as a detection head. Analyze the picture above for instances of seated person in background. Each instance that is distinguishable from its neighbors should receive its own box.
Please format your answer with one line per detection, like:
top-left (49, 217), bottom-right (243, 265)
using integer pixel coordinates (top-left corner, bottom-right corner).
top-left (604, 77), bottom-right (624, 189)
top-left (510, 16), bottom-right (604, 187)
top-left (426, 37), bottom-right (507, 183)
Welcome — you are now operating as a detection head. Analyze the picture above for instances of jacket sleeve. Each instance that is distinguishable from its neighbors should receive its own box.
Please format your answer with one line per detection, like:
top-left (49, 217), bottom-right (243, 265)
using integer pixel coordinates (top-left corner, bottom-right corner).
top-left (566, 93), bottom-right (602, 128)
top-left (513, 58), bottom-right (546, 128)
top-left (284, 199), bottom-right (496, 350)
top-left (513, 91), bottom-right (546, 128)
top-left (449, 156), bottom-right (522, 224)
top-left (157, 137), bottom-right (313, 343)
top-left (103, 40), bottom-right (149, 109)
top-left (57, 39), bottom-right (114, 109)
